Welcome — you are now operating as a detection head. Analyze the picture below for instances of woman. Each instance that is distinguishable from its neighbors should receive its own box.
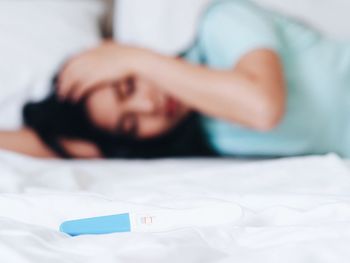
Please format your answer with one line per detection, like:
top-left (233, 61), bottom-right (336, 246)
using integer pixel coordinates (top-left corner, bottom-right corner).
top-left (1, 0), bottom-right (349, 159)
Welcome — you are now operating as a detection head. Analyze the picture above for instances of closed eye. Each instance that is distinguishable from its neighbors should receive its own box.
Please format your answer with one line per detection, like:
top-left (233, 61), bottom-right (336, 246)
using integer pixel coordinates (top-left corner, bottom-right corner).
top-left (114, 77), bottom-right (136, 101)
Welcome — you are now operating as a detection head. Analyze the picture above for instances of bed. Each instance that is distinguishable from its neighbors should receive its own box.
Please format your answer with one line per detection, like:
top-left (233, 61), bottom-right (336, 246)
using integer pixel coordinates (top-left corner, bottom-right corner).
top-left (1, 151), bottom-right (350, 262)
top-left (1, 0), bottom-right (350, 262)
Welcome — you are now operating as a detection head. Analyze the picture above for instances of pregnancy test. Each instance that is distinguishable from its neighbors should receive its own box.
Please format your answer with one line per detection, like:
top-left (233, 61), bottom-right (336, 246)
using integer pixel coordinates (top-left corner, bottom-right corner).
top-left (60, 204), bottom-right (243, 236)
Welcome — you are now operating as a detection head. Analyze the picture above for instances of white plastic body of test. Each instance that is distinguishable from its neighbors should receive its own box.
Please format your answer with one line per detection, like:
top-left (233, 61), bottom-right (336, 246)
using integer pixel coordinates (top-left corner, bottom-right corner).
top-left (129, 203), bottom-right (243, 233)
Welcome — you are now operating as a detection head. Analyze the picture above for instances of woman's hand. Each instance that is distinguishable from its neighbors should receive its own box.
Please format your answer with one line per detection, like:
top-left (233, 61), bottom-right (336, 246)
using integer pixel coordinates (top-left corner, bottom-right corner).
top-left (58, 41), bottom-right (144, 102)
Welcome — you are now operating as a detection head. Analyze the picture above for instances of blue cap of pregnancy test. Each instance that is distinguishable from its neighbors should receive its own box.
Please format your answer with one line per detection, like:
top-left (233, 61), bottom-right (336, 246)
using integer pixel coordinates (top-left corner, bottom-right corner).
top-left (60, 213), bottom-right (131, 236)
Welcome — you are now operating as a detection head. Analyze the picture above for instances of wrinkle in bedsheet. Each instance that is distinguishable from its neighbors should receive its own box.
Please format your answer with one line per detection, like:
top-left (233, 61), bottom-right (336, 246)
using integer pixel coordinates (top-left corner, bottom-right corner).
top-left (1, 151), bottom-right (350, 262)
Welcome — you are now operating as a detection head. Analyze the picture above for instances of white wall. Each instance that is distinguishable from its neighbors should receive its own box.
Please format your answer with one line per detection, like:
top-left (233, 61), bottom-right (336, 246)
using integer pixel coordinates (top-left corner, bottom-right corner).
top-left (254, 0), bottom-right (350, 39)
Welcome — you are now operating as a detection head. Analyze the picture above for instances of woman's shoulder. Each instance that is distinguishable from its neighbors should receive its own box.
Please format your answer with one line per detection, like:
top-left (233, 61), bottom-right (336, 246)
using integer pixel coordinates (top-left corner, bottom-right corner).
top-left (193, 0), bottom-right (279, 67)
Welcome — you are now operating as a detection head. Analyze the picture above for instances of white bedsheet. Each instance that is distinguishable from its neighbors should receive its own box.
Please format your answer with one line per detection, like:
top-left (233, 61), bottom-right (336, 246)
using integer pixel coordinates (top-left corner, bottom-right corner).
top-left (1, 151), bottom-right (350, 262)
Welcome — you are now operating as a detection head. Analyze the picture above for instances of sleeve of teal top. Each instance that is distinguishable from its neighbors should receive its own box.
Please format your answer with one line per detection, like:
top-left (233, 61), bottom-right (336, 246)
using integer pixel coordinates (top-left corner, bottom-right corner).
top-left (198, 0), bottom-right (281, 68)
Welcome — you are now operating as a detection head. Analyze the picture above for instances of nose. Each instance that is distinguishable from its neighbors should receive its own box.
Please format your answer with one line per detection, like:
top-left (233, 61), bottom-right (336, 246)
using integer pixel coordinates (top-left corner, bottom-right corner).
top-left (123, 78), bottom-right (163, 116)
top-left (127, 95), bottom-right (159, 115)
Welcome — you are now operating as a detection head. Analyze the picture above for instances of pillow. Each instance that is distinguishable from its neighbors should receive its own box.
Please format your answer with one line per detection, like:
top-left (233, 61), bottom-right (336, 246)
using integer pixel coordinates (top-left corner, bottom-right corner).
top-left (115, 0), bottom-right (350, 57)
top-left (0, 0), bottom-right (105, 129)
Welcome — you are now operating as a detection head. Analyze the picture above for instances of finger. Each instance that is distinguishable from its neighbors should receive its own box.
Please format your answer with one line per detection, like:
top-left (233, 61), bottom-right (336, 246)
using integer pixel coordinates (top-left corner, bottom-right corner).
top-left (70, 75), bottom-right (97, 102)
top-left (57, 59), bottom-right (77, 94)
top-left (58, 57), bottom-right (86, 99)
top-left (59, 65), bottom-right (84, 100)
top-left (71, 77), bottom-right (100, 103)
top-left (58, 67), bottom-right (75, 99)
top-left (67, 82), bottom-right (82, 103)
top-left (70, 83), bottom-right (86, 103)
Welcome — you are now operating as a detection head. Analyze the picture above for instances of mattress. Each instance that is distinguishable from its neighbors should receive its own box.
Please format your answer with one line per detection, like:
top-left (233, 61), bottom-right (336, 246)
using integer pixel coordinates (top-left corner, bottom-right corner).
top-left (1, 150), bottom-right (350, 262)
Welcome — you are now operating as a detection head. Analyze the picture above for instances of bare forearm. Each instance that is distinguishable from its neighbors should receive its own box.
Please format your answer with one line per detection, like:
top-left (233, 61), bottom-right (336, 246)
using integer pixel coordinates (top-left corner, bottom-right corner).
top-left (0, 128), bottom-right (57, 158)
top-left (135, 50), bottom-right (285, 130)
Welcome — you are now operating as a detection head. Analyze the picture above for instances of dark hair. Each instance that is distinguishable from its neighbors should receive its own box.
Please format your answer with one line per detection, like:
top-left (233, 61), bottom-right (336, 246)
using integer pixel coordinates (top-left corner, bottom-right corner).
top-left (23, 80), bottom-right (216, 159)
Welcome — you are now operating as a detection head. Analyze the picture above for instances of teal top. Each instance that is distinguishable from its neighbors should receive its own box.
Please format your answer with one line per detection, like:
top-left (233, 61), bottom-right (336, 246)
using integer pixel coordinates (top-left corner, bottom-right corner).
top-left (184, 0), bottom-right (350, 157)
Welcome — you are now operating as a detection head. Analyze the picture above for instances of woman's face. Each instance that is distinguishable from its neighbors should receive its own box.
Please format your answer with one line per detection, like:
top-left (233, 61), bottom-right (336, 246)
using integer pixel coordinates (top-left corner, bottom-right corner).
top-left (85, 77), bottom-right (191, 139)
